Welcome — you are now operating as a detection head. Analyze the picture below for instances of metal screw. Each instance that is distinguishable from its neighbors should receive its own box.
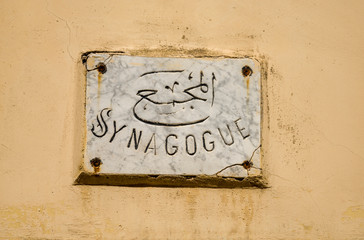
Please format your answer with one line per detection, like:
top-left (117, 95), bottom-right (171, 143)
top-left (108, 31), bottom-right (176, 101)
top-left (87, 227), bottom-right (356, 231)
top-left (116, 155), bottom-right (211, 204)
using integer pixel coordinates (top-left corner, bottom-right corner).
top-left (96, 63), bottom-right (107, 74)
top-left (90, 157), bottom-right (102, 168)
top-left (242, 66), bottom-right (253, 77)
top-left (242, 160), bottom-right (252, 170)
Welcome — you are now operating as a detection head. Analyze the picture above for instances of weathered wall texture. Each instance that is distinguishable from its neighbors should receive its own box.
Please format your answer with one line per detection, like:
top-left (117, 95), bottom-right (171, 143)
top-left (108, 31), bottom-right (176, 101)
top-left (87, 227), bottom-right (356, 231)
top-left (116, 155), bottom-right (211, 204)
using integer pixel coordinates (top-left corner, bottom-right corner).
top-left (1, 0), bottom-right (364, 239)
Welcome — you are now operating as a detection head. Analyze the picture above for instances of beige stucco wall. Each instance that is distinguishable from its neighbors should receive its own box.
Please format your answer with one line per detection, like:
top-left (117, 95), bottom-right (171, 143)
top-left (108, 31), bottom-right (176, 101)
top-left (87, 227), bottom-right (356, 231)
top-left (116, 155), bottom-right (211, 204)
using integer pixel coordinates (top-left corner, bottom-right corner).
top-left (1, 0), bottom-right (364, 239)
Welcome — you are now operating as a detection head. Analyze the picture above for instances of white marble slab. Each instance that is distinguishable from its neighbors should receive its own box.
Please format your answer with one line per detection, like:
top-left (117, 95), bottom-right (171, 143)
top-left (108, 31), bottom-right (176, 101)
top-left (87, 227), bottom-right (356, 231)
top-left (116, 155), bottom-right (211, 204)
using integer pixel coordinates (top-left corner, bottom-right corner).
top-left (83, 53), bottom-right (261, 178)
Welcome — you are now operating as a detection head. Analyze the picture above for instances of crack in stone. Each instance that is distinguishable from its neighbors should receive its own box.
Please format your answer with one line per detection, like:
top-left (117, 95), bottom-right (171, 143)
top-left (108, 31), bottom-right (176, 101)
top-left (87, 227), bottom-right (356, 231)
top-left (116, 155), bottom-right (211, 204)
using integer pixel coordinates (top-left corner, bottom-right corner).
top-left (84, 54), bottom-right (115, 72)
top-left (45, 0), bottom-right (75, 62)
top-left (214, 144), bottom-right (261, 176)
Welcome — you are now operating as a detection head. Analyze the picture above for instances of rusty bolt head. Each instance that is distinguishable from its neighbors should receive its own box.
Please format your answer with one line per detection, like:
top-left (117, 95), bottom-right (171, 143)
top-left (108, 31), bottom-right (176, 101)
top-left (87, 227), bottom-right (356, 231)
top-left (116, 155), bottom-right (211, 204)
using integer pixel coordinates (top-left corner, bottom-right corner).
top-left (96, 63), bottom-right (107, 74)
top-left (242, 160), bottom-right (252, 170)
top-left (90, 157), bottom-right (102, 167)
top-left (242, 66), bottom-right (253, 77)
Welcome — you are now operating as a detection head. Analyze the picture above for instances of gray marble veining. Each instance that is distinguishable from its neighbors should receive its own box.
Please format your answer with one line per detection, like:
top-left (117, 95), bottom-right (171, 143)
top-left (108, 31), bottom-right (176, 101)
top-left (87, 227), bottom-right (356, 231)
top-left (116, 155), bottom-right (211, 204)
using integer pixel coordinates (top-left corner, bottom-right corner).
top-left (84, 53), bottom-right (261, 177)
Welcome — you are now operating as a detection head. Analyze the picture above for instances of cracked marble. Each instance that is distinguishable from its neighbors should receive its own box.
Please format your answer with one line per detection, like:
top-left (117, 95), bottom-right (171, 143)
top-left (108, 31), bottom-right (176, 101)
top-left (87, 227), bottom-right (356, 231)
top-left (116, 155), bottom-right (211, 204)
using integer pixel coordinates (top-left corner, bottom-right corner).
top-left (84, 53), bottom-right (261, 177)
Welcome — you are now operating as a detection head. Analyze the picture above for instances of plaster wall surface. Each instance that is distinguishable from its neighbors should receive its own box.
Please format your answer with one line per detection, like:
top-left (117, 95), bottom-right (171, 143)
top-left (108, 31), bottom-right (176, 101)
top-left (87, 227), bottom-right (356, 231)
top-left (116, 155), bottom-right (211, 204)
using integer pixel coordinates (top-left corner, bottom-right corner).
top-left (1, 0), bottom-right (364, 239)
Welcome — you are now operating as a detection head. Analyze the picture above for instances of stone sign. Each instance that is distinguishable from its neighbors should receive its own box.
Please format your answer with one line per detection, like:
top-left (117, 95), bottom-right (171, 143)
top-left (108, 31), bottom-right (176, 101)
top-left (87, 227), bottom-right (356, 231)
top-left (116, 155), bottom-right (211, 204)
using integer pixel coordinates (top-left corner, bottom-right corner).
top-left (83, 53), bottom-right (261, 179)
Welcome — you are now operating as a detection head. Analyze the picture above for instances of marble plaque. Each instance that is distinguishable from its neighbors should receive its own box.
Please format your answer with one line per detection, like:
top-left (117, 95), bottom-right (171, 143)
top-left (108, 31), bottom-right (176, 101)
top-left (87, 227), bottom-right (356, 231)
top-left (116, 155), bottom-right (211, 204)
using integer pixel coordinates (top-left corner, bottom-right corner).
top-left (83, 53), bottom-right (261, 178)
